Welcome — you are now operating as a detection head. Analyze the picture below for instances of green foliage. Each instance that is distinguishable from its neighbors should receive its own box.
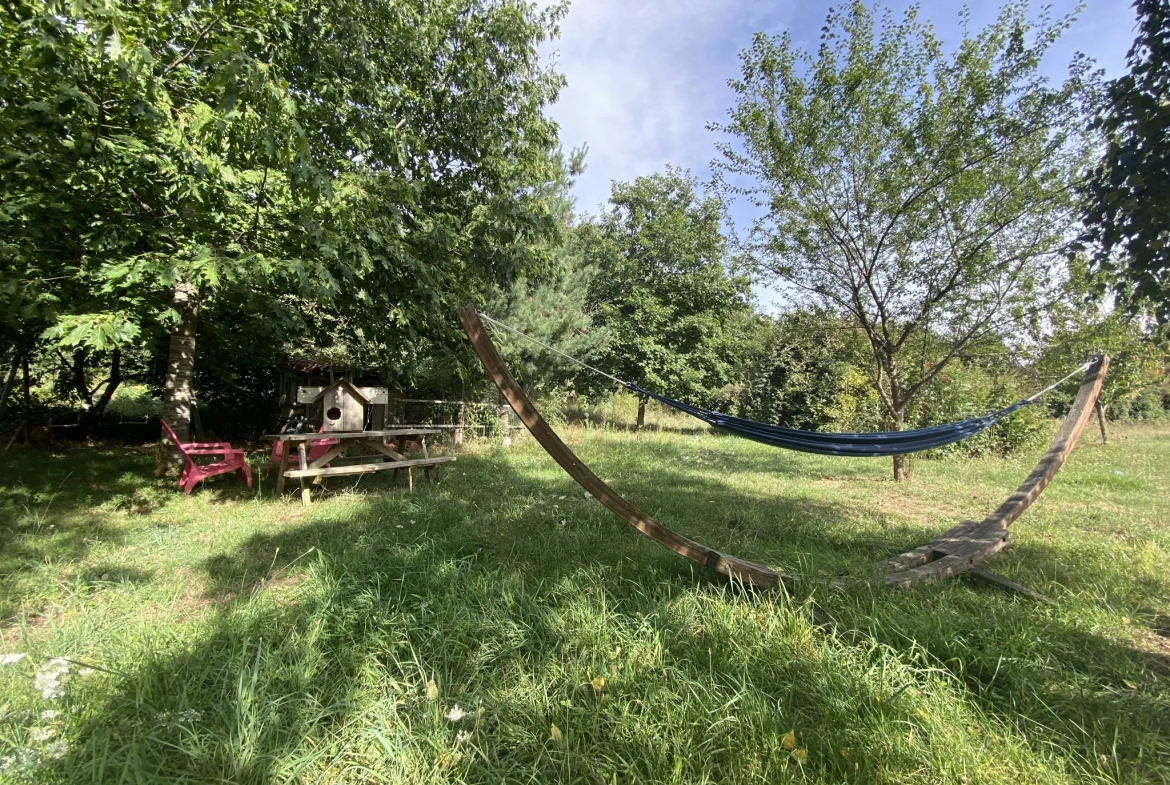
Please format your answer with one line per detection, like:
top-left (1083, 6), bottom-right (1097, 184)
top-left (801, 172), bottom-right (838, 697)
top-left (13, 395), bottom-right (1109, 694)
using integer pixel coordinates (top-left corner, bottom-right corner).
top-left (580, 168), bottom-right (755, 403)
top-left (912, 359), bottom-right (1049, 457)
top-left (715, 1), bottom-right (1097, 436)
top-left (105, 384), bottom-right (163, 419)
top-left (1036, 257), bottom-right (1168, 418)
top-left (1079, 0), bottom-right (1170, 321)
top-left (0, 0), bottom-right (568, 382)
top-left (484, 148), bottom-right (609, 396)
top-left (487, 263), bottom-right (609, 395)
top-left (730, 309), bottom-right (878, 432)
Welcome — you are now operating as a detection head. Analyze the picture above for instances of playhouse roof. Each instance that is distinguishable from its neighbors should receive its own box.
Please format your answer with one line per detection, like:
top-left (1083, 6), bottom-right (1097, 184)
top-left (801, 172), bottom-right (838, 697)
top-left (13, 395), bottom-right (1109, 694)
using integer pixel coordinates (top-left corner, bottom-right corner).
top-left (309, 378), bottom-right (371, 404)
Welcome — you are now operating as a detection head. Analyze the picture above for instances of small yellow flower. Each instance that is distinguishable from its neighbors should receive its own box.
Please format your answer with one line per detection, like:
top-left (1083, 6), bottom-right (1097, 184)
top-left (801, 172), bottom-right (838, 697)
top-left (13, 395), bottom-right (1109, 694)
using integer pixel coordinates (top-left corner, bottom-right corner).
top-left (916, 709), bottom-right (930, 722)
top-left (591, 676), bottom-right (606, 694)
top-left (549, 723), bottom-right (563, 743)
top-left (792, 748), bottom-right (808, 764)
top-left (426, 680), bottom-right (438, 701)
top-left (780, 730), bottom-right (796, 750)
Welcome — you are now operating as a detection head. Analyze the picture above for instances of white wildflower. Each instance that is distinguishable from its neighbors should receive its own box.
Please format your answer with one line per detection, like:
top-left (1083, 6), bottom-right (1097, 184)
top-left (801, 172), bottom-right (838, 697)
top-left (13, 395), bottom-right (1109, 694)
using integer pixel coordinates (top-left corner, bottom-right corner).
top-left (445, 705), bottom-right (468, 722)
top-left (30, 727), bottom-right (56, 742)
top-left (33, 658), bottom-right (70, 700)
top-left (583, 491), bottom-right (592, 500)
top-left (0, 750), bottom-right (37, 772)
top-left (455, 729), bottom-right (471, 744)
top-left (175, 709), bottom-right (202, 723)
top-left (39, 710), bottom-right (60, 720)
top-left (0, 653), bottom-right (26, 665)
top-left (43, 741), bottom-right (71, 761)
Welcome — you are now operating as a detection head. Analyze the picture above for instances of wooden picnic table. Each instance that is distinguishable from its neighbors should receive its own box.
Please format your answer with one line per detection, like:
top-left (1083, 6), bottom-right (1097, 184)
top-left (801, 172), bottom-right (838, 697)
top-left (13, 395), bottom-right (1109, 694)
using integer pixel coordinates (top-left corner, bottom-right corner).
top-left (267, 428), bottom-right (454, 506)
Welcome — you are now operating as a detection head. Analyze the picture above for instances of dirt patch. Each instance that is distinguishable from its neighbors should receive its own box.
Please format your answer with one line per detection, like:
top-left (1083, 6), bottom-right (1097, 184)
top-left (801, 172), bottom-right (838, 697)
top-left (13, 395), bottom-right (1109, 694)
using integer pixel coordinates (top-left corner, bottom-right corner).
top-left (872, 491), bottom-right (963, 526)
top-left (0, 612), bottom-right (53, 648)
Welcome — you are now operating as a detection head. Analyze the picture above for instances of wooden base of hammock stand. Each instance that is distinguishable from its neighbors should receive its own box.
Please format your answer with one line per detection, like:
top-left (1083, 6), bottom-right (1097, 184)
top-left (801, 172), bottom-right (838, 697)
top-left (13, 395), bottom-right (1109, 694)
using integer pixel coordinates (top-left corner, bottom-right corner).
top-left (461, 304), bottom-right (1106, 592)
top-left (875, 354), bottom-right (1109, 585)
top-left (458, 306), bottom-right (791, 590)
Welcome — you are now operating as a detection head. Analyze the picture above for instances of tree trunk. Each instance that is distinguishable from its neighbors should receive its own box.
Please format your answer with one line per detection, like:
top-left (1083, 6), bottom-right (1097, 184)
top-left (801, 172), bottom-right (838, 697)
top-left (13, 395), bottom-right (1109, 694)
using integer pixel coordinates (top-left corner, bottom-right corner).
top-left (20, 353), bottom-right (30, 444)
top-left (636, 394), bottom-right (647, 431)
top-left (1095, 400), bottom-right (1108, 444)
top-left (0, 355), bottom-right (18, 423)
top-left (891, 408), bottom-right (911, 482)
top-left (161, 282), bottom-right (201, 473)
top-left (91, 348), bottom-right (122, 418)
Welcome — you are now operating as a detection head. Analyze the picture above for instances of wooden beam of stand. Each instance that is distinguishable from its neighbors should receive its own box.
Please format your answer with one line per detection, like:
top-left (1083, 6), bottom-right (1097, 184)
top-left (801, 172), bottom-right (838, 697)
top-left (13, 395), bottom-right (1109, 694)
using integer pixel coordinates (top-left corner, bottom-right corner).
top-left (458, 305), bottom-right (789, 590)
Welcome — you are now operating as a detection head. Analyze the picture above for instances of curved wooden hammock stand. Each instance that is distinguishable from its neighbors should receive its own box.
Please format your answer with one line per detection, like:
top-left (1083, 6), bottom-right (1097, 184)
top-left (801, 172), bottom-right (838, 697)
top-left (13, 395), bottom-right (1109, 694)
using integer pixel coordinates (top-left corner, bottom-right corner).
top-left (459, 306), bottom-right (1108, 589)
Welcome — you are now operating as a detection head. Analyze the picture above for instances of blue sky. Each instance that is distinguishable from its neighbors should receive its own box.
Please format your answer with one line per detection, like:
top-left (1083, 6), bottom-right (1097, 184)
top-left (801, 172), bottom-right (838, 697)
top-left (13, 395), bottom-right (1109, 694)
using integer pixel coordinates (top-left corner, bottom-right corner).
top-left (544, 0), bottom-right (1138, 300)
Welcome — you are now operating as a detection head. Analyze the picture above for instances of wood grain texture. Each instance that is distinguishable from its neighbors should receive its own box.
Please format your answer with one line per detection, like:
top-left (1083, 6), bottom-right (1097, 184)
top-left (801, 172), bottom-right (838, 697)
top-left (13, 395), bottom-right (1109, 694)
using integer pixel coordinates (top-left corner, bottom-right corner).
top-left (879, 355), bottom-right (1109, 585)
top-left (458, 306), bottom-right (790, 590)
top-left (283, 456), bottom-right (454, 479)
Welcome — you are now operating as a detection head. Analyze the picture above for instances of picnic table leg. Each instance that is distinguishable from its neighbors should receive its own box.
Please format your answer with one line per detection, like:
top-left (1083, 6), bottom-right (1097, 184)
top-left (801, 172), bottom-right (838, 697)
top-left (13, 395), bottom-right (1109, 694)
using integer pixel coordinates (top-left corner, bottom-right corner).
top-left (392, 436), bottom-right (406, 482)
top-left (276, 443), bottom-right (290, 496)
top-left (298, 443), bottom-right (310, 507)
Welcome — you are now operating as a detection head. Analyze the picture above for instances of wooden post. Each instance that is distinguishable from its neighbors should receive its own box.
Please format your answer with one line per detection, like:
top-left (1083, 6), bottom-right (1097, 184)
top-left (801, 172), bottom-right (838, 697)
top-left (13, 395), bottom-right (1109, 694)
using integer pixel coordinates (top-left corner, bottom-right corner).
top-left (298, 442), bottom-right (310, 506)
top-left (499, 405), bottom-right (511, 446)
top-left (1095, 400), bottom-right (1108, 444)
top-left (454, 402), bottom-right (465, 447)
top-left (276, 441), bottom-right (290, 496)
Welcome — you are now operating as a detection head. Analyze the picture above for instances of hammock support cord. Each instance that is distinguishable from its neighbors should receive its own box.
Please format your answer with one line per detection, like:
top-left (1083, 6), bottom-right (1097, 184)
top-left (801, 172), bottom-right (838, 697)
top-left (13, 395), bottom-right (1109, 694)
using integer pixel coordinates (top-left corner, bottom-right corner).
top-left (477, 312), bottom-right (1092, 458)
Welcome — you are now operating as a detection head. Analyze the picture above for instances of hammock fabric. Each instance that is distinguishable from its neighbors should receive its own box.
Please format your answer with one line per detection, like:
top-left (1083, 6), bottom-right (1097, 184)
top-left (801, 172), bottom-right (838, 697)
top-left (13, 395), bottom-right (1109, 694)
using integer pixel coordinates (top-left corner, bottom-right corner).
top-left (624, 383), bottom-right (1029, 457)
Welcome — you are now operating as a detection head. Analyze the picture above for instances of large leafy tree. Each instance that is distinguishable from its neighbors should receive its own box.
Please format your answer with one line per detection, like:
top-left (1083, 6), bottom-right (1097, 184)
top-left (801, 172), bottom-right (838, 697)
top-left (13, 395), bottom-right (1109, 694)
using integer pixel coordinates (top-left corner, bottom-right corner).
top-left (715, 1), bottom-right (1097, 479)
top-left (1079, 0), bottom-right (1170, 321)
top-left (1, 0), bottom-right (566, 457)
top-left (580, 168), bottom-right (754, 428)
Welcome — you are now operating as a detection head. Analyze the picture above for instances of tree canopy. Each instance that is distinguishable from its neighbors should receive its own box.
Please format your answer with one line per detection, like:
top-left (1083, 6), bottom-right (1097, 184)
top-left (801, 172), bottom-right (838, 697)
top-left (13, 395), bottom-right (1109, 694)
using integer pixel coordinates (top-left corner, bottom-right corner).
top-left (0, 0), bottom-right (568, 409)
top-left (1079, 0), bottom-right (1170, 321)
top-left (579, 168), bottom-right (755, 412)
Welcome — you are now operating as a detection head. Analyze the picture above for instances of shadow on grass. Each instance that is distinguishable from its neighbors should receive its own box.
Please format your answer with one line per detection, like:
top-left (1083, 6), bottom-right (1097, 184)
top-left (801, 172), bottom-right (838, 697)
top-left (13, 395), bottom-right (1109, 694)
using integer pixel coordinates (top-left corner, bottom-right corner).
top-left (37, 440), bottom-right (1167, 783)
top-left (0, 446), bottom-right (254, 624)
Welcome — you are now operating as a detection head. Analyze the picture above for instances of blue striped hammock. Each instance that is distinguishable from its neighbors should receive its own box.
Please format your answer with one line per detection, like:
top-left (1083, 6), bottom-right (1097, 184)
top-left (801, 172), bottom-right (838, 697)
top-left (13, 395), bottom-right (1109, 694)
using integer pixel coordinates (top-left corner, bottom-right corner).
top-left (624, 383), bottom-right (1027, 457)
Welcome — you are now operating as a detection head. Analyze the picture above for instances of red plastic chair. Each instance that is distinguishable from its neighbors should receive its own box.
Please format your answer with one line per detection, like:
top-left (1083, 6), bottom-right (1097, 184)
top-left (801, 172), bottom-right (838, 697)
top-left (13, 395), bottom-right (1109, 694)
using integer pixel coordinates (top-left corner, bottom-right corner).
top-left (160, 419), bottom-right (253, 495)
top-left (267, 429), bottom-right (338, 476)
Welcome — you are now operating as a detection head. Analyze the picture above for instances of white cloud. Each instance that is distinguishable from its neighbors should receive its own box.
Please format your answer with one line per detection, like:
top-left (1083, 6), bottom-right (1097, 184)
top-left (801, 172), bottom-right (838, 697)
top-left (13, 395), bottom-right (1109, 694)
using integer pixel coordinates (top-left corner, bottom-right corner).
top-left (543, 0), bottom-right (793, 216)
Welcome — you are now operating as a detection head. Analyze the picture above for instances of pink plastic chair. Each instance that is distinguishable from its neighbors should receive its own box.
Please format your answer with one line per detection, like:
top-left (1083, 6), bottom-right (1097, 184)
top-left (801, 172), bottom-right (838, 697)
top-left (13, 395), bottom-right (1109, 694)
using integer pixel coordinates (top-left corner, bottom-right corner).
top-left (268, 429), bottom-right (338, 476)
top-left (160, 419), bottom-right (253, 494)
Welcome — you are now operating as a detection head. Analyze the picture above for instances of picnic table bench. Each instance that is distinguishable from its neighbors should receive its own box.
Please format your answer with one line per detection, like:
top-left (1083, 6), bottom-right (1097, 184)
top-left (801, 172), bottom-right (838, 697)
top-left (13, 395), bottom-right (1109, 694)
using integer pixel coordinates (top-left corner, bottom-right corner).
top-left (266, 428), bottom-right (454, 506)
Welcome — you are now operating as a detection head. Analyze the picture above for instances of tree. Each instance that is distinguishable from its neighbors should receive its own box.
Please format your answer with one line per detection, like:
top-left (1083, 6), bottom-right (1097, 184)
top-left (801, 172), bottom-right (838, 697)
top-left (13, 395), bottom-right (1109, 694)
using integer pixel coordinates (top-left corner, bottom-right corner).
top-left (733, 309), bottom-right (879, 432)
top-left (1036, 257), bottom-right (1167, 427)
top-left (482, 147), bottom-right (609, 396)
top-left (1079, 0), bottom-right (1170, 321)
top-left (580, 168), bottom-right (754, 428)
top-left (1, 0), bottom-right (567, 463)
top-left (715, 1), bottom-right (1096, 479)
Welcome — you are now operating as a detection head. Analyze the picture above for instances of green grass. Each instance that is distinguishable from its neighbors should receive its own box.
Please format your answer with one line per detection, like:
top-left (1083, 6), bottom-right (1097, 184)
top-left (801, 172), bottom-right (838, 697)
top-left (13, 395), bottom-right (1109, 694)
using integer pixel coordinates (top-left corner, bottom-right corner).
top-left (0, 421), bottom-right (1167, 783)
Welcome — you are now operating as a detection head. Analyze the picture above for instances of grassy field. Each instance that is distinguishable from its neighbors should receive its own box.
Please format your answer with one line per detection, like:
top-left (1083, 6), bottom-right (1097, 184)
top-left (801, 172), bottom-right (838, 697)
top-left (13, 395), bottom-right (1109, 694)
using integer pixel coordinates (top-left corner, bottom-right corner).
top-left (0, 420), bottom-right (1167, 784)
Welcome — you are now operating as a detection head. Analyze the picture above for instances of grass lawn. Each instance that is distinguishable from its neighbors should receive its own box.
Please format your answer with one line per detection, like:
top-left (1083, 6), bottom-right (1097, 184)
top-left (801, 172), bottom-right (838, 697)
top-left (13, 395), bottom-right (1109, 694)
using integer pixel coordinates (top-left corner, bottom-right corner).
top-left (0, 421), bottom-right (1167, 783)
